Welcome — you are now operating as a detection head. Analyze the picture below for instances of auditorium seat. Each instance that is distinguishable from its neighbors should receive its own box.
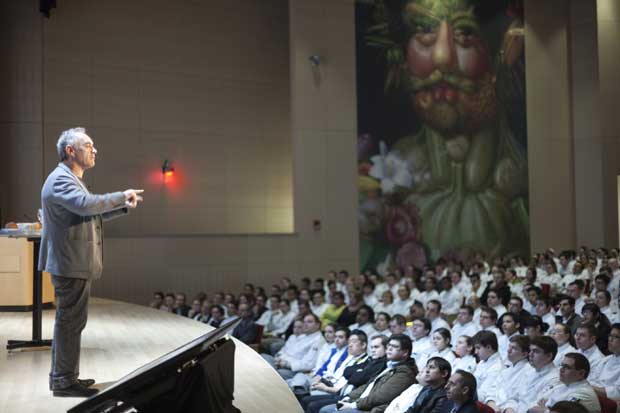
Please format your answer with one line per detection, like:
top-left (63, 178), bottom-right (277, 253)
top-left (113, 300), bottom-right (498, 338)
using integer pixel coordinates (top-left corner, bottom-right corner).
top-left (475, 401), bottom-right (495, 413)
top-left (249, 324), bottom-right (264, 352)
top-left (598, 394), bottom-right (618, 413)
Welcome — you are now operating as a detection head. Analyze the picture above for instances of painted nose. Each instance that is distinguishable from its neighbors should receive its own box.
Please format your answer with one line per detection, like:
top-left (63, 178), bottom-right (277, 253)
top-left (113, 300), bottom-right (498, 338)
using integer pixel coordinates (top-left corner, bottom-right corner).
top-left (432, 20), bottom-right (456, 71)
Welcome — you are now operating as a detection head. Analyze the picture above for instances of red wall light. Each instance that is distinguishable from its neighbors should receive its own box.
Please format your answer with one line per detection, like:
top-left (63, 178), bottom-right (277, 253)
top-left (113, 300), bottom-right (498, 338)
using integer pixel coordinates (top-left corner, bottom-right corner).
top-left (162, 159), bottom-right (175, 177)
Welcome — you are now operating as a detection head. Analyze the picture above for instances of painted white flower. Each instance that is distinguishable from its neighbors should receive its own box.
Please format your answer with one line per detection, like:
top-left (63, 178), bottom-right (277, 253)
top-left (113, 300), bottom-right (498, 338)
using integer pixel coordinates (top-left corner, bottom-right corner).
top-left (376, 253), bottom-right (395, 276)
top-left (369, 142), bottom-right (413, 194)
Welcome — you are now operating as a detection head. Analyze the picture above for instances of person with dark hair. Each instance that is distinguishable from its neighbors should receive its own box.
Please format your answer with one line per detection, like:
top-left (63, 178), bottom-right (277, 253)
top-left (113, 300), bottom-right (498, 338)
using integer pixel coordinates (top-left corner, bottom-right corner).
top-left (594, 289), bottom-right (620, 323)
top-left (523, 315), bottom-right (548, 339)
top-left (535, 296), bottom-right (556, 329)
top-left (485, 289), bottom-right (507, 319)
top-left (488, 335), bottom-right (533, 411)
top-left (232, 303), bottom-right (258, 344)
top-left (441, 370), bottom-right (480, 413)
top-left (321, 334), bottom-right (418, 412)
top-left (425, 300), bottom-right (450, 332)
top-left (590, 323), bottom-right (620, 400)
top-left (301, 331), bottom-right (372, 413)
top-left (581, 303), bottom-right (612, 354)
top-left (532, 353), bottom-right (601, 413)
top-left (374, 312), bottom-right (391, 336)
top-left (409, 301), bottom-right (426, 321)
top-left (428, 328), bottom-right (455, 365)
top-left (402, 357), bottom-right (451, 413)
top-left (393, 285), bottom-right (416, 317)
top-left (508, 296), bottom-right (533, 326)
top-left (552, 323), bottom-right (577, 367)
top-left (548, 400), bottom-right (589, 413)
top-left (524, 286), bottom-right (542, 315)
top-left (452, 306), bottom-right (480, 340)
top-left (472, 331), bottom-right (503, 403)
top-left (501, 336), bottom-right (560, 413)
top-left (149, 291), bottom-right (164, 309)
top-left (311, 289), bottom-right (329, 318)
top-left (452, 335), bottom-right (477, 374)
top-left (497, 312), bottom-right (521, 360)
top-left (321, 291), bottom-right (347, 328)
top-left (558, 295), bottom-right (583, 335)
top-left (349, 305), bottom-right (377, 339)
top-left (575, 323), bottom-right (605, 373)
top-left (567, 281), bottom-right (587, 314)
top-left (410, 317), bottom-right (433, 367)
top-left (478, 307), bottom-right (500, 338)
top-left (389, 314), bottom-right (408, 335)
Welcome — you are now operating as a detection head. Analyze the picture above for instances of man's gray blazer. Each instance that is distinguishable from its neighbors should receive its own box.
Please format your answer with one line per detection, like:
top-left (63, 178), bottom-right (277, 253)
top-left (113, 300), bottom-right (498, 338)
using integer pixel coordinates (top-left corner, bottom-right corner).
top-left (38, 163), bottom-right (128, 280)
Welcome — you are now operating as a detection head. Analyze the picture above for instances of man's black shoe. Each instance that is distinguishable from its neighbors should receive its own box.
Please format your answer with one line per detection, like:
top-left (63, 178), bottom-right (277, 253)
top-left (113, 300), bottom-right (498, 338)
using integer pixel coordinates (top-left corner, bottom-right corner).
top-left (77, 378), bottom-right (96, 387)
top-left (53, 383), bottom-right (99, 398)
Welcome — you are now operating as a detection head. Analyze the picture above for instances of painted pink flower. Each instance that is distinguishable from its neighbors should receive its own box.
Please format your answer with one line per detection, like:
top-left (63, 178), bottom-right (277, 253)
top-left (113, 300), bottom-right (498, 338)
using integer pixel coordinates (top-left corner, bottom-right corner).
top-left (396, 242), bottom-right (427, 271)
top-left (386, 204), bottom-right (421, 245)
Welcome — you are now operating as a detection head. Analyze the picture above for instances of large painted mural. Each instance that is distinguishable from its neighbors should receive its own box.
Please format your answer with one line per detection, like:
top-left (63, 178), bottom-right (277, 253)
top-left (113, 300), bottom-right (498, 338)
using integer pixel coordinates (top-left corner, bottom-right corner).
top-left (357, 0), bottom-right (529, 273)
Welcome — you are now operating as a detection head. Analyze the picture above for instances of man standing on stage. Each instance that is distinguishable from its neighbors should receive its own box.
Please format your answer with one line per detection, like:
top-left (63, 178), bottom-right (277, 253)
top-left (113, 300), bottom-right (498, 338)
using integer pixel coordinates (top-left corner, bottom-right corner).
top-left (39, 127), bottom-right (143, 397)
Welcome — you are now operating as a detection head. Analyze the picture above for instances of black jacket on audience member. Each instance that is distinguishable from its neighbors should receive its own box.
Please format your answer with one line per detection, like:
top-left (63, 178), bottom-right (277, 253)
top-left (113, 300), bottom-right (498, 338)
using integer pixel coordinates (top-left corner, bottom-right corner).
top-left (439, 399), bottom-right (481, 413)
top-left (343, 356), bottom-right (387, 387)
top-left (405, 385), bottom-right (448, 413)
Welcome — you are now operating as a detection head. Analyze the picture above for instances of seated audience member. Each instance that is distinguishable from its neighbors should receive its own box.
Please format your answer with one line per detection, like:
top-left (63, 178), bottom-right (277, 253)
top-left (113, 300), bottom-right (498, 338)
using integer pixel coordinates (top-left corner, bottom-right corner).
top-left (452, 335), bottom-right (477, 374)
top-left (523, 286), bottom-right (541, 315)
top-left (508, 295), bottom-right (532, 326)
top-left (282, 301), bottom-right (312, 340)
top-left (501, 336), bottom-right (561, 413)
top-left (338, 291), bottom-right (365, 327)
top-left (382, 357), bottom-right (450, 413)
top-left (187, 298), bottom-right (202, 320)
top-left (535, 296), bottom-right (556, 329)
top-left (223, 301), bottom-right (239, 324)
top-left (497, 312), bottom-right (521, 360)
top-left (401, 357), bottom-right (451, 413)
top-left (374, 312), bottom-right (391, 337)
top-left (256, 294), bottom-right (280, 327)
top-left (206, 304), bottom-right (226, 327)
top-left (418, 277), bottom-right (440, 307)
top-left (595, 289), bottom-right (620, 323)
top-left (410, 318), bottom-right (434, 368)
top-left (548, 401), bottom-right (589, 413)
top-left (552, 323), bottom-right (577, 367)
top-left (450, 271), bottom-right (472, 298)
top-left (532, 353), bottom-right (601, 413)
top-left (408, 301), bottom-right (426, 321)
top-left (375, 290), bottom-right (396, 317)
top-left (362, 282), bottom-right (378, 308)
top-left (149, 291), bottom-right (164, 309)
top-left (581, 303), bottom-right (611, 354)
top-left (441, 370), bottom-right (481, 413)
top-left (289, 325), bottom-right (348, 396)
top-left (348, 305), bottom-right (378, 339)
top-left (252, 293), bottom-right (268, 321)
top-left (478, 307), bottom-right (500, 338)
top-left (523, 315), bottom-right (547, 339)
top-left (321, 292), bottom-right (347, 328)
top-left (194, 300), bottom-right (211, 322)
top-left (428, 328), bottom-right (455, 365)
top-left (589, 323), bottom-right (620, 398)
top-left (567, 281), bottom-right (587, 315)
top-left (320, 334), bottom-right (418, 412)
top-left (263, 314), bottom-right (326, 379)
top-left (575, 323), bottom-right (605, 373)
top-left (439, 277), bottom-right (463, 320)
top-left (487, 335), bottom-right (533, 411)
top-left (389, 314), bottom-right (408, 336)
top-left (452, 306), bottom-right (480, 340)
top-left (559, 295), bottom-right (583, 336)
top-left (472, 330), bottom-right (504, 404)
top-left (425, 300), bottom-right (450, 332)
top-left (486, 290), bottom-right (507, 319)
top-left (302, 331), bottom-right (374, 413)
top-left (232, 303), bottom-right (258, 344)
top-left (259, 298), bottom-right (296, 354)
top-left (311, 289), bottom-right (330, 318)
top-left (392, 285), bottom-right (416, 317)
top-left (161, 292), bottom-right (175, 312)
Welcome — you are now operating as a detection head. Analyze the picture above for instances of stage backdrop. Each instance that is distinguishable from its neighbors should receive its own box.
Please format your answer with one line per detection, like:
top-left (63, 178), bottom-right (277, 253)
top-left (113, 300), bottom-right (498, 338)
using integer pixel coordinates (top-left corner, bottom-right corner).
top-left (356, 0), bottom-right (529, 273)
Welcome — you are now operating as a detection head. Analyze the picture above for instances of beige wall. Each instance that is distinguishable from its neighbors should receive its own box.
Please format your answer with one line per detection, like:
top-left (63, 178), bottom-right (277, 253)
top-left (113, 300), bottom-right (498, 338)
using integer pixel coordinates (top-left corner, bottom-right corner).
top-left (42, 0), bottom-right (294, 235)
top-left (597, 0), bottom-right (620, 247)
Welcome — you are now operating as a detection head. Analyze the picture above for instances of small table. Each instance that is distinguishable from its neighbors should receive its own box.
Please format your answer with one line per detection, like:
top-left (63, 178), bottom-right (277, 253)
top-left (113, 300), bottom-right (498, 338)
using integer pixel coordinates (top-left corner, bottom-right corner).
top-left (1, 230), bottom-right (53, 350)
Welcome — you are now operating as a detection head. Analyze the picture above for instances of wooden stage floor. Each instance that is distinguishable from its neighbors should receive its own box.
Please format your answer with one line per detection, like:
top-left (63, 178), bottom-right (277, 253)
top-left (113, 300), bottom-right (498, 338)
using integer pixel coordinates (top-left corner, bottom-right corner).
top-left (0, 298), bottom-right (302, 413)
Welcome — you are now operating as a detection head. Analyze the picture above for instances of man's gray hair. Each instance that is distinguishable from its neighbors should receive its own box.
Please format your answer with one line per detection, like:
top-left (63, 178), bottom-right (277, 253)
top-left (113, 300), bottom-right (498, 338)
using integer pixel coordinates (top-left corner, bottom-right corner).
top-left (57, 127), bottom-right (86, 161)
